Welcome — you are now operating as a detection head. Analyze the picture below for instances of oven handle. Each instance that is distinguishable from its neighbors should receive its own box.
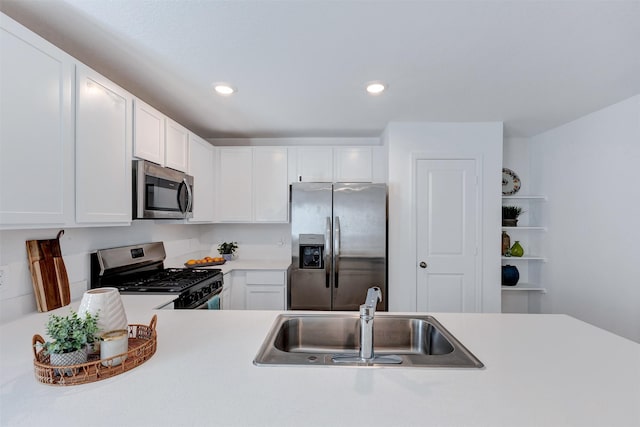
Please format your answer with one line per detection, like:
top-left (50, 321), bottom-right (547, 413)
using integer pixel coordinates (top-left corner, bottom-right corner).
top-left (194, 287), bottom-right (223, 310)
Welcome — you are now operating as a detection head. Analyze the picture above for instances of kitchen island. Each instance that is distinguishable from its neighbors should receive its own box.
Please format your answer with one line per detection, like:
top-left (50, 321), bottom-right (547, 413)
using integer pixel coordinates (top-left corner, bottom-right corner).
top-left (1, 296), bottom-right (638, 427)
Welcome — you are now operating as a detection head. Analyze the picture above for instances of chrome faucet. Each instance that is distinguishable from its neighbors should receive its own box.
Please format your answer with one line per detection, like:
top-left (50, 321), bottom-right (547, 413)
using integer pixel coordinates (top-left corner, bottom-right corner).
top-left (332, 286), bottom-right (402, 365)
top-left (359, 286), bottom-right (382, 361)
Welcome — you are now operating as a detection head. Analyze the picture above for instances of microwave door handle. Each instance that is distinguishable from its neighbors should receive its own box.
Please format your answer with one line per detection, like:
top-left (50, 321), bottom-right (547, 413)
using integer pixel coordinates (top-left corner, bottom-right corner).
top-left (176, 178), bottom-right (192, 217)
top-left (184, 178), bottom-right (193, 217)
top-left (176, 181), bottom-right (185, 213)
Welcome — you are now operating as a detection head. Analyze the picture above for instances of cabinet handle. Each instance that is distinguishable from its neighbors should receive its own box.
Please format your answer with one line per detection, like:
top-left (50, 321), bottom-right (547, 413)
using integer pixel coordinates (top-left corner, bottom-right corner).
top-left (419, 261), bottom-right (427, 269)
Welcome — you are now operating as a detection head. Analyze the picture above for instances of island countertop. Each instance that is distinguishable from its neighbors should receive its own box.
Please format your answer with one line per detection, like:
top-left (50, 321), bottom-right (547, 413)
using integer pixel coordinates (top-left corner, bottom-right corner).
top-left (1, 297), bottom-right (638, 427)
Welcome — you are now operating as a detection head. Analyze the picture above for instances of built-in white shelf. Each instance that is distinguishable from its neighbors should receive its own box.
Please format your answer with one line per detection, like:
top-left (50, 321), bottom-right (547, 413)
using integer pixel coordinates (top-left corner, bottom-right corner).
top-left (502, 284), bottom-right (547, 293)
top-left (502, 226), bottom-right (547, 231)
top-left (502, 256), bottom-right (547, 262)
top-left (502, 195), bottom-right (547, 201)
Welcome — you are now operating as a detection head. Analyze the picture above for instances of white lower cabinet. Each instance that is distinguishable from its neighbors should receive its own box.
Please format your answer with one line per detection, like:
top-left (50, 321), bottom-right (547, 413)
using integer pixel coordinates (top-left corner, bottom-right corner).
top-left (245, 271), bottom-right (286, 310)
top-left (75, 64), bottom-right (132, 224)
top-left (0, 14), bottom-right (74, 227)
top-left (220, 273), bottom-right (232, 310)
top-left (223, 270), bottom-right (286, 310)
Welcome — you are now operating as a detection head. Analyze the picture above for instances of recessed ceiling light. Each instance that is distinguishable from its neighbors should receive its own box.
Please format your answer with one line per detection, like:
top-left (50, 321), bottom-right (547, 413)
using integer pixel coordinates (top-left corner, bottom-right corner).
top-left (366, 81), bottom-right (386, 95)
top-left (213, 83), bottom-right (236, 96)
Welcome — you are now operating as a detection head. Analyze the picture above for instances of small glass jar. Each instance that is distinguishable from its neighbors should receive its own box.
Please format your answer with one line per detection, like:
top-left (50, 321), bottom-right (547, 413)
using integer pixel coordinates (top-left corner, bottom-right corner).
top-left (100, 329), bottom-right (128, 367)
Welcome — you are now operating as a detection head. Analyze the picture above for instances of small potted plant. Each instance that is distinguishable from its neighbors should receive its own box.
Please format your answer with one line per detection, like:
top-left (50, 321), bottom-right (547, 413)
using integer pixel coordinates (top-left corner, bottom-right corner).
top-left (502, 206), bottom-right (523, 227)
top-left (217, 241), bottom-right (238, 261)
top-left (41, 310), bottom-right (99, 375)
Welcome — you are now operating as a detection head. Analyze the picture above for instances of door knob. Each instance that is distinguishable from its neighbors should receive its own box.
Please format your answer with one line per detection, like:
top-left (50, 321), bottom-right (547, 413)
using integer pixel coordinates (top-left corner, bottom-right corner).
top-left (419, 261), bottom-right (427, 269)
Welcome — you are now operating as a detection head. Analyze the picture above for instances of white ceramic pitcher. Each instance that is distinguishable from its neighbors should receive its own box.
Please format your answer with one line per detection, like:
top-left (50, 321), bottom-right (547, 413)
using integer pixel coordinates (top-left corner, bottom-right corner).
top-left (78, 287), bottom-right (128, 334)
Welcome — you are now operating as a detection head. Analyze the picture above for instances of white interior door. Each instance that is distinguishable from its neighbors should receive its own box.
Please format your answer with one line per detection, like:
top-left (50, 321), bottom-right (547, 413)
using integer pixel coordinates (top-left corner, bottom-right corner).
top-left (415, 158), bottom-right (479, 312)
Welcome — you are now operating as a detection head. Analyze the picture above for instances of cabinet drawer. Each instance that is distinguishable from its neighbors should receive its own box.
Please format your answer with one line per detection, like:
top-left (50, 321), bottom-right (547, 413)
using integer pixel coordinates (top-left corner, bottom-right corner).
top-left (245, 270), bottom-right (285, 286)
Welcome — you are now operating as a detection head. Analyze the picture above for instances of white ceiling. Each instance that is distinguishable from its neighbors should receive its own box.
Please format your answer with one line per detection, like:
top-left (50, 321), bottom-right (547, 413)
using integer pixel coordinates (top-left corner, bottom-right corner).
top-left (2, 0), bottom-right (639, 139)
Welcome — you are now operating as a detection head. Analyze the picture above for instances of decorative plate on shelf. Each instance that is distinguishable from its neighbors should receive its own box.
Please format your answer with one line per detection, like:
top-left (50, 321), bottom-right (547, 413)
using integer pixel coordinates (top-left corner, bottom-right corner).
top-left (502, 168), bottom-right (521, 195)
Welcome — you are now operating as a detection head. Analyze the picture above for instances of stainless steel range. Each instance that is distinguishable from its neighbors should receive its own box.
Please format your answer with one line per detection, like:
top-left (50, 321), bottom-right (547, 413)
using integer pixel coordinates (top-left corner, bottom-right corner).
top-left (90, 242), bottom-right (223, 309)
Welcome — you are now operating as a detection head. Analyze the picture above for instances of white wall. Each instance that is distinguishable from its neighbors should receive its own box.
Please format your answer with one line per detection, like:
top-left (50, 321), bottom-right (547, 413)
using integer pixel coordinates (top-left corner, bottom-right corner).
top-left (384, 122), bottom-right (503, 312)
top-left (530, 95), bottom-right (640, 342)
top-left (199, 223), bottom-right (291, 261)
top-left (0, 222), bottom-right (209, 323)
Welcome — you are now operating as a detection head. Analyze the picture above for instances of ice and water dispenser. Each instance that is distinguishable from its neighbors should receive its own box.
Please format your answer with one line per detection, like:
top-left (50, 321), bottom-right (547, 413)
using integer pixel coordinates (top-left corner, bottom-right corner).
top-left (299, 234), bottom-right (324, 269)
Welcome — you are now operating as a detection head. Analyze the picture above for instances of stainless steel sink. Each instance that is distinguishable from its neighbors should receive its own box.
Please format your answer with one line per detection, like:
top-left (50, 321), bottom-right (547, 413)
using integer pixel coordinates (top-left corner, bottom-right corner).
top-left (253, 313), bottom-right (484, 368)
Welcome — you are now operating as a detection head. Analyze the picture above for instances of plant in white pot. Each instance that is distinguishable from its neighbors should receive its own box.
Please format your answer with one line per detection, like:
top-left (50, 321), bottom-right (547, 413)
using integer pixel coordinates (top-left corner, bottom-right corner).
top-left (217, 241), bottom-right (238, 261)
top-left (42, 310), bottom-right (99, 375)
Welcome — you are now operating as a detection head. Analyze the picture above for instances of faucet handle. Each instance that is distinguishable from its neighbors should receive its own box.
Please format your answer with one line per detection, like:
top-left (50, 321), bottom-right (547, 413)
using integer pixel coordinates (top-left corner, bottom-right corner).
top-left (364, 286), bottom-right (382, 308)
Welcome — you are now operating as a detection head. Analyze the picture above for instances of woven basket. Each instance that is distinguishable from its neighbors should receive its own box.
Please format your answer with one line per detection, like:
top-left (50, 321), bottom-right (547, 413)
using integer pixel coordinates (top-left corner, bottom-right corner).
top-left (33, 315), bottom-right (157, 386)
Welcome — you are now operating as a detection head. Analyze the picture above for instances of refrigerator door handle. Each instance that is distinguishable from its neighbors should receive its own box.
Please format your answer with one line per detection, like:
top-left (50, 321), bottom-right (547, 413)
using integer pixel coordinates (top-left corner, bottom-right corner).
top-left (334, 216), bottom-right (340, 288)
top-left (325, 216), bottom-right (332, 288)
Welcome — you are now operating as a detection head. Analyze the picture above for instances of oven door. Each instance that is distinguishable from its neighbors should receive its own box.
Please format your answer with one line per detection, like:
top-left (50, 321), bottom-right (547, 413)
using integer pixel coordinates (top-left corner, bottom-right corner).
top-left (193, 290), bottom-right (223, 310)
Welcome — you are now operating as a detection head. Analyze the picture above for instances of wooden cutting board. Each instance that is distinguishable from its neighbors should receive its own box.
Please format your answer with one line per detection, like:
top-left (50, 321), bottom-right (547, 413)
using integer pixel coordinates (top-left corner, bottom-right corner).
top-left (26, 230), bottom-right (71, 312)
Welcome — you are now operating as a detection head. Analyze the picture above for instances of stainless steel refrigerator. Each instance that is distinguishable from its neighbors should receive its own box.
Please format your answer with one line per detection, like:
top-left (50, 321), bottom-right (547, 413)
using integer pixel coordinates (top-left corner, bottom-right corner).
top-left (289, 182), bottom-right (387, 311)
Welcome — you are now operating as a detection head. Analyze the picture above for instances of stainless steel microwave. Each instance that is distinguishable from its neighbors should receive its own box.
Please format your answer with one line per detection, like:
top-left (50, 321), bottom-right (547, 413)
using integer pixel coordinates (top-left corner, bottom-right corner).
top-left (133, 160), bottom-right (194, 219)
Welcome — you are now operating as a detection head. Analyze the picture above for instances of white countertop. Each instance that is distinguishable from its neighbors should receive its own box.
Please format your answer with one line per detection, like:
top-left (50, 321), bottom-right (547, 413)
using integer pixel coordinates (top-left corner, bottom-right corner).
top-left (165, 257), bottom-right (291, 275)
top-left (1, 296), bottom-right (639, 427)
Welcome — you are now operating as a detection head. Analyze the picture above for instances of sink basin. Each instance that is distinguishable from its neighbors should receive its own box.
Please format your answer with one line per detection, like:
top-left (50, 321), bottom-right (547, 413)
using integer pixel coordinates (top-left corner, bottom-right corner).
top-left (253, 313), bottom-right (484, 368)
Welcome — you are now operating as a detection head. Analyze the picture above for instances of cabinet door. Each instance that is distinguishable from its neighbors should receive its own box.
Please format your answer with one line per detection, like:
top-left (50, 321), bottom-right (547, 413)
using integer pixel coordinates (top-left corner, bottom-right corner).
top-left (0, 15), bottom-right (74, 226)
top-left (253, 147), bottom-right (288, 222)
top-left (216, 147), bottom-right (252, 222)
top-left (165, 118), bottom-right (189, 172)
top-left (245, 270), bottom-right (286, 310)
top-left (220, 285), bottom-right (231, 310)
top-left (75, 65), bottom-right (132, 224)
top-left (334, 147), bottom-right (372, 182)
top-left (188, 134), bottom-right (214, 222)
top-left (296, 147), bottom-right (333, 182)
top-left (225, 272), bottom-right (246, 309)
top-left (245, 286), bottom-right (285, 310)
top-left (133, 98), bottom-right (165, 165)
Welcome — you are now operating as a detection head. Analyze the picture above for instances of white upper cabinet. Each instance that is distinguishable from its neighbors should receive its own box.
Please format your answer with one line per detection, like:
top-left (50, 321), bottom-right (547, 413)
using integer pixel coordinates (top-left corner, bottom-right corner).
top-left (165, 119), bottom-right (189, 172)
top-left (133, 99), bottom-right (165, 165)
top-left (133, 99), bottom-right (189, 172)
top-left (333, 147), bottom-right (372, 182)
top-left (215, 147), bottom-right (289, 223)
top-left (75, 65), bottom-right (132, 224)
top-left (290, 146), bottom-right (375, 183)
top-left (188, 134), bottom-right (215, 222)
top-left (294, 147), bottom-right (333, 182)
top-left (216, 147), bottom-right (253, 222)
top-left (0, 14), bottom-right (74, 227)
top-left (253, 147), bottom-right (288, 222)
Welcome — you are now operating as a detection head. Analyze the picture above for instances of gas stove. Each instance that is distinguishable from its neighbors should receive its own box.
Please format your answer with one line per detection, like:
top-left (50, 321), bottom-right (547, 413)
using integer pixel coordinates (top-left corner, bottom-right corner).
top-left (90, 242), bottom-right (224, 309)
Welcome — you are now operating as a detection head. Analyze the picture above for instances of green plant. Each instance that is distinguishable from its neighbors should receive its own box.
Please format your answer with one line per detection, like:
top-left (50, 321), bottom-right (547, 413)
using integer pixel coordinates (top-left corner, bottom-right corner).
top-left (502, 206), bottom-right (524, 220)
top-left (217, 241), bottom-right (238, 255)
top-left (42, 310), bottom-right (99, 355)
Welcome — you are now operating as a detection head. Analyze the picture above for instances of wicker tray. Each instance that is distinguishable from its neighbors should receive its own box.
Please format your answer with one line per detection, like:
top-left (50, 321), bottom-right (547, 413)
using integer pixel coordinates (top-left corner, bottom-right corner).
top-left (32, 315), bottom-right (157, 386)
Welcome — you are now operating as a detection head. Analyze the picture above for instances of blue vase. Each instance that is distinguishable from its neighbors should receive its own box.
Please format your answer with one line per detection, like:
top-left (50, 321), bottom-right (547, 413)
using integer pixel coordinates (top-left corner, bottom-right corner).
top-left (502, 265), bottom-right (520, 286)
